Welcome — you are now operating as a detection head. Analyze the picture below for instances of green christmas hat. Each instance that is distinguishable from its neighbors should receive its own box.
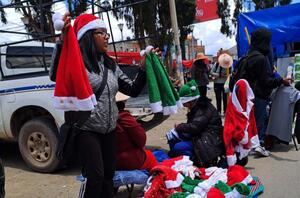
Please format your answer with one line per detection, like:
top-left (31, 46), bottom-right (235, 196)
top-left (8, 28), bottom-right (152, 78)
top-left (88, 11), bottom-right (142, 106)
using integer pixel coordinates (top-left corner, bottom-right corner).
top-left (179, 80), bottom-right (200, 104)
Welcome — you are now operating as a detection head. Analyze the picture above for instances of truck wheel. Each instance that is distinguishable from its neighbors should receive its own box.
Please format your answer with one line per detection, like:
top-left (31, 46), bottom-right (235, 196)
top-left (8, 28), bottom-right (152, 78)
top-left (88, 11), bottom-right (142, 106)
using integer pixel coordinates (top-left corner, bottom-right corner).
top-left (18, 117), bottom-right (60, 173)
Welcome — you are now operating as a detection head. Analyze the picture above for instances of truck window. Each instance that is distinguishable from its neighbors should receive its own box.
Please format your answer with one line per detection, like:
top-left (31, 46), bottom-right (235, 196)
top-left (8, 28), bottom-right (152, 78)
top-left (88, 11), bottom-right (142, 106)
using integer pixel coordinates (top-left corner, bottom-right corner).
top-left (6, 46), bottom-right (53, 69)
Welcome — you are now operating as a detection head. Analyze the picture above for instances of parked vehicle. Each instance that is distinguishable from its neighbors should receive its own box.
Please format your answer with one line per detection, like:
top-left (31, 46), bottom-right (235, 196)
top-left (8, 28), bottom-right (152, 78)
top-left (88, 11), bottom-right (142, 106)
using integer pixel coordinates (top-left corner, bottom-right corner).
top-left (0, 41), bottom-right (167, 173)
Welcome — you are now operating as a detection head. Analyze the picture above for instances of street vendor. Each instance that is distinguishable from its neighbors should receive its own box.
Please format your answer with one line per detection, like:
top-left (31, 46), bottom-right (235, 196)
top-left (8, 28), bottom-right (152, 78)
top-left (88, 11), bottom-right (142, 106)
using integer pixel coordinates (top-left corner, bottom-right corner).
top-left (115, 92), bottom-right (158, 171)
top-left (166, 80), bottom-right (224, 167)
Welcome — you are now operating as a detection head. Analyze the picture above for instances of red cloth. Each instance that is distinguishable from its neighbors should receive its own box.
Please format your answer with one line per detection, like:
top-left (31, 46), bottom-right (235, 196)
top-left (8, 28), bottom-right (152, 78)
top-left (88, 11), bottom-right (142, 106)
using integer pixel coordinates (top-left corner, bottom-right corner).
top-left (144, 165), bottom-right (183, 198)
top-left (182, 60), bottom-right (193, 69)
top-left (140, 150), bottom-right (159, 171)
top-left (54, 25), bottom-right (96, 111)
top-left (116, 110), bottom-right (157, 170)
top-left (207, 187), bottom-right (225, 198)
top-left (223, 79), bottom-right (259, 166)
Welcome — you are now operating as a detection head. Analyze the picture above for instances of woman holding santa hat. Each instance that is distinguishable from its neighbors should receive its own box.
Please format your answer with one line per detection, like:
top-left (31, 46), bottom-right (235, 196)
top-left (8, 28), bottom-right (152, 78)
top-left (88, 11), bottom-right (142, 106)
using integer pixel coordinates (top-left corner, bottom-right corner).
top-left (51, 13), bottom-right (150, 197)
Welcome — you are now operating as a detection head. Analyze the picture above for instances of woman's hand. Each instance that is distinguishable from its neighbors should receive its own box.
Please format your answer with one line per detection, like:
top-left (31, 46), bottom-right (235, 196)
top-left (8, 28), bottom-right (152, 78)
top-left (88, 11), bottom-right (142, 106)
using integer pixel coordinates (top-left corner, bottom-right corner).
top-left (59, 12), bottom-right (71, 42)
top-left (140, 47), bottom-right (161, 70)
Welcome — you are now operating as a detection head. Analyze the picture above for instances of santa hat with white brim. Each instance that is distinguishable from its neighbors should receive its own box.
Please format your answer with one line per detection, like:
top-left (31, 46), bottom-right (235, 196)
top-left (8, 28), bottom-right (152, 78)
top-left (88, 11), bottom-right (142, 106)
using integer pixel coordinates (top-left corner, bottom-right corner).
top-left (52, 13), bottom-right (108, 111)
top-left (53, 24), bottom-right (97, 111)
top-left (73, 14), bottom-right (107, 40)
top-left (52, 13), bottom-right (107, 40)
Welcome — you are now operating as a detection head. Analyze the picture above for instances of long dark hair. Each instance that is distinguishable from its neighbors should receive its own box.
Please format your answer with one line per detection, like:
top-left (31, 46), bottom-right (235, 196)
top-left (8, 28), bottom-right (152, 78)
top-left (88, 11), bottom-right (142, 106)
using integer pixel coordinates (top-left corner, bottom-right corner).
top-left (79, 30), bottom-right (116, 74)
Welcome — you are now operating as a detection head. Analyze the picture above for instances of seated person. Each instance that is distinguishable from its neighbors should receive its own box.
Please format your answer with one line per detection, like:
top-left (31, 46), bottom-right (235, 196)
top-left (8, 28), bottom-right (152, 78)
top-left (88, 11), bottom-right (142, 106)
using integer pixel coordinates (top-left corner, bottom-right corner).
top-left (166, 80), bottom-right (224, 166)
top-left (115, 92), bottom-right (158, 171)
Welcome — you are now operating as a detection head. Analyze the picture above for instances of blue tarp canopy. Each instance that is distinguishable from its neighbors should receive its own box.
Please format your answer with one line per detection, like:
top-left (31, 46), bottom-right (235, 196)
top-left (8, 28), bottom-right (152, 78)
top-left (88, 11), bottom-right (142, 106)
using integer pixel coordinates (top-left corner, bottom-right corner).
top-left (237, 3), bottom-right (300, 58)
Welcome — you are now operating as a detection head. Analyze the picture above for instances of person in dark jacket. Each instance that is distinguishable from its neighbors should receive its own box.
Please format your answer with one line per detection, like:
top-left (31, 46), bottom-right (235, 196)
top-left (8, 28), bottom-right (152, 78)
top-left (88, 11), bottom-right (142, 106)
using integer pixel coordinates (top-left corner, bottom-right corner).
top-left (115, 93), bottom-right (158, 171)
top-left (51, 13), bottom-right (149, 198)
top-left (242, 28), bottom-right (290, 142)
top-left (166, 80), bottom-right (224, 165)
top-left (190, 53), bottom-right (210, 98)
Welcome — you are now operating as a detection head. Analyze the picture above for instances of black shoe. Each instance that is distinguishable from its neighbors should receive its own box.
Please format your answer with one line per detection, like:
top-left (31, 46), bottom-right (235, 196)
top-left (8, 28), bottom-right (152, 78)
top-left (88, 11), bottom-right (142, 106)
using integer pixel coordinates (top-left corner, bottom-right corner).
top-left (236, 156), bottom-right (248, 167)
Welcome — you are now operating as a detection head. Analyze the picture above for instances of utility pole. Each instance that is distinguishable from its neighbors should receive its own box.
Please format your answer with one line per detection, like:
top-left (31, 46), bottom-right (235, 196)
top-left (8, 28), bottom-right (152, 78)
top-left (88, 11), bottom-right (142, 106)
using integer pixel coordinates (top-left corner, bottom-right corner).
top-left (117, 23), bottom-right (125, 51)
top-left (169, 0), bottom-right (184, 86)
top-left (189, 24), bottom-right (195, 59)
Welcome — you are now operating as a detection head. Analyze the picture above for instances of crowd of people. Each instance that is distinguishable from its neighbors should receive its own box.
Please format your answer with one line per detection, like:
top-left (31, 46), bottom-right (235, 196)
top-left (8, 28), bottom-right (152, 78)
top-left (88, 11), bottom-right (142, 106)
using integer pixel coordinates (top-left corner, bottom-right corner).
top-left (47, 10), bottom-right (297, 198)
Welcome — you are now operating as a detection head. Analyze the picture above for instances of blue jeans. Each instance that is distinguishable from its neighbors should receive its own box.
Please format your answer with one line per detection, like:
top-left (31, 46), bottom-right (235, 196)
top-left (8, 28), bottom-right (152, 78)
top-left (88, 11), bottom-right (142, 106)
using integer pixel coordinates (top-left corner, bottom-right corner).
top-left (254, 98), bottom-right (269, 141)
top-left (168, 138), bottom-right (194, 158)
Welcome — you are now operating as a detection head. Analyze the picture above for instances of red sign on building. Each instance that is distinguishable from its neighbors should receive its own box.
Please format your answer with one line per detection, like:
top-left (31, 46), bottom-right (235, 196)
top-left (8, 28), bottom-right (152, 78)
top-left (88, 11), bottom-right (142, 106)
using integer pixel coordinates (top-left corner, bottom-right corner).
top-left (195, 0), bottom-right (219, 22)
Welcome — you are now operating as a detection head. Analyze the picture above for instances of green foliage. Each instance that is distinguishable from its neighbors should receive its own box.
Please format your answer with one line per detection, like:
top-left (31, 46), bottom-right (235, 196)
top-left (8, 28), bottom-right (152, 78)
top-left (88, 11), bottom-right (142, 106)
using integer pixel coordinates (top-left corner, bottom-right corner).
top-left (217, 0), bottom-right (292, 37)
top-left (217, 0), bottom-right (231, 37)
top-left (112, 0), bottom-right (195, 58)
top-left (0, 0), bottom-right (56, 42)
top-left (0, 1), bottom-right (7, 24)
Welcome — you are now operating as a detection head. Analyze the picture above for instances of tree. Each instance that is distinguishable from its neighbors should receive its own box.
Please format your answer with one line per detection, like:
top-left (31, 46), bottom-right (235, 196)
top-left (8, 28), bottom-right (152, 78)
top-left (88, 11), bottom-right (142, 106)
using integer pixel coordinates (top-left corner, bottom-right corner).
top-left (112, 0), bottom-right (195, 59)
top-left (217, 0), bottom-right (292, 37)
top-left (0, 0), bottom-right (88, 42)
top-left (0, 0), bottom-right (57, 42)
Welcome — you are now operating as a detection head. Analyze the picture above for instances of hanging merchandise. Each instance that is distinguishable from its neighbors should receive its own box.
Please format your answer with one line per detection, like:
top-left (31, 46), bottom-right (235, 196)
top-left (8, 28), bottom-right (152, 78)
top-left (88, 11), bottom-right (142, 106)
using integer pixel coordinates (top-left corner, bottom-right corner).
top-left (53, 25), bottom-right (97, 111)
top-left (144, 50), bottom-right (182, 115)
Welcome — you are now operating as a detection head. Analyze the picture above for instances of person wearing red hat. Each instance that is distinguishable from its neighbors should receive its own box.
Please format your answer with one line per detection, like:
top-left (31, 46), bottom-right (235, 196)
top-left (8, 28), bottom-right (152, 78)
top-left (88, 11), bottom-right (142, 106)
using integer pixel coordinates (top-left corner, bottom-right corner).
top-left (51, 13), bottom-right (150, 198)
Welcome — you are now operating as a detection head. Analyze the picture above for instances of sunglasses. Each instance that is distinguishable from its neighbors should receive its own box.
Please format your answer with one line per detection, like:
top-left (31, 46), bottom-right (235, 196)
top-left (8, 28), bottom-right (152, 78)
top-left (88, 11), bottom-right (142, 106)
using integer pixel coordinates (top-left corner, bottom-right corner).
top-left (93, 31), bottom-right (110, 39)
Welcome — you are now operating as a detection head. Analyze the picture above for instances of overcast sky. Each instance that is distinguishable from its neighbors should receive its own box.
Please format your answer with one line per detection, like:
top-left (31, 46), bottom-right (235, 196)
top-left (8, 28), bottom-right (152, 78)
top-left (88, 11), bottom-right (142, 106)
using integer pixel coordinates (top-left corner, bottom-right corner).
top-left (1, 0), bottom-right (300, 56)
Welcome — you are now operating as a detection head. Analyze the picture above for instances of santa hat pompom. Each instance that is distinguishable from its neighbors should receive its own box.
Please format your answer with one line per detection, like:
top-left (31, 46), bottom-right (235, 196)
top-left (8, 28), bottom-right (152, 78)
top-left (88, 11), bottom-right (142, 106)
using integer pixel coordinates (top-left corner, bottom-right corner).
top-left (140, 49), bottom-right (146, 57)
top-left (52, 12), bottom-right (64, 31)
top-left (54, 20), bottom-right (65, 31)
top-left (145, 45), bottom-right (154, 54)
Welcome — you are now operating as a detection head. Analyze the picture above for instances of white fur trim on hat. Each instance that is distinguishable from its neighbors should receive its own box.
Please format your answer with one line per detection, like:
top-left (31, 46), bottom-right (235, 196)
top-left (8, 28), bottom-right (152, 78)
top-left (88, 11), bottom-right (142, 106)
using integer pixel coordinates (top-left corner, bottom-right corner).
top-left (149, 101), bottom-right (163, 113)
top-left (180, 95), bottom-right (199, 104)
top-left (225, 188), bottom-right (243, 198)
top-left (227, 154), bottom-right (237, 166)
top-left (163, 105), bottom-right (179, 115)
top-left (232, 79), bottom-right (254, 119)
top-left (53, 94), bottom-right (97, 111)
top-left (77, 19), bottom-right (107, 40)
top-left (165, 173), bottom-right (185, 189)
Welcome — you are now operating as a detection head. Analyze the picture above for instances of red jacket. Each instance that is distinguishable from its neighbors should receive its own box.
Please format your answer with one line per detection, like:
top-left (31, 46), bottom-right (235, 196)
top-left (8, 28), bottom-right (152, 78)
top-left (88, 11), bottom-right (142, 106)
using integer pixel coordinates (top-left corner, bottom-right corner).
top-left (116, 110), bottom-right (146, 170)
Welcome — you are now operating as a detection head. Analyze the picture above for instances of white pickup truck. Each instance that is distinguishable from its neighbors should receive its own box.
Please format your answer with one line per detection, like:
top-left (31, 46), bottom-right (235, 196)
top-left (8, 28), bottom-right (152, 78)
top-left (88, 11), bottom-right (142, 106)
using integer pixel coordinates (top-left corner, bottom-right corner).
top-left (0, 41), bottom-right (167, 173)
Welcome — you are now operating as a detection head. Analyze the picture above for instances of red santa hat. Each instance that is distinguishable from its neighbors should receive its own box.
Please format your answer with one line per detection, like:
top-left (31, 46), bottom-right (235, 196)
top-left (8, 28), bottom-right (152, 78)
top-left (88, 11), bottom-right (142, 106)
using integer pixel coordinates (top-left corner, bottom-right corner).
top-left (53, 24), bottom-right (97, 110)
top-left (150, 165), bottom-right (184, 189)
top-left (161, 155), bottom-right (192, 168)
top-left (73, 14), bottom-right (107, 40)
top-left (223, 79), bottom-right (260, 166)
top-left (207, 187), bottom-right (225, 198)
top-left (227, 165), bottom-right (255, 186)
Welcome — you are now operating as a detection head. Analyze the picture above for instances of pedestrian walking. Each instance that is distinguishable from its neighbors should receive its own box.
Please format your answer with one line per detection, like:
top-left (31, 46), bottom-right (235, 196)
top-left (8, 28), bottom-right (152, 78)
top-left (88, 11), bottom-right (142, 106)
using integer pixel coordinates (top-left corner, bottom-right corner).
top-left (238, 28), bottom-right (290, 143)
top-left (191, 53), bottom-right (210, 98)
top-left (211, 53), bottom-right (232, 115)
